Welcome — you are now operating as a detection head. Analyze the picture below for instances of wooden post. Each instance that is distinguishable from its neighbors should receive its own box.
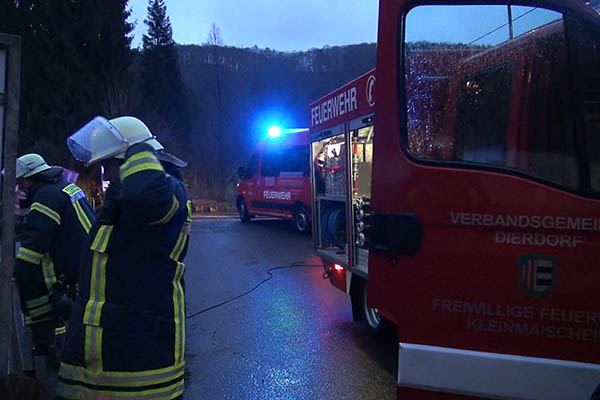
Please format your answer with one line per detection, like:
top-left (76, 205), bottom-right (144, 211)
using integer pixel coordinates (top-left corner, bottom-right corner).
top-left (0, 33), bottom-right (21, 380)
top-left (507, 6), bottom-right (514, 40)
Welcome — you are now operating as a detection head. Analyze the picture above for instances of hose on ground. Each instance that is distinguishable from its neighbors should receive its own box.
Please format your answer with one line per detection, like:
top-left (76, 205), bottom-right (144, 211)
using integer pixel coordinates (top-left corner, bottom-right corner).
top-left (186, 262), bottom-right (324, 320)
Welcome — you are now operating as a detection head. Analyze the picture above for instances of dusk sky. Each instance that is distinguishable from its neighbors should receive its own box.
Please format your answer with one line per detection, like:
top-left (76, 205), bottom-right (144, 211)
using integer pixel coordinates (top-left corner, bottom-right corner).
top-left (127, 0), bottom-right (379, 51)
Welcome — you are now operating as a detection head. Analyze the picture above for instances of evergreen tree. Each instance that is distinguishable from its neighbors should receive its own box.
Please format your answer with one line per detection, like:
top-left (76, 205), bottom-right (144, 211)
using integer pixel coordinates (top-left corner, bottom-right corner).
top-left (0, 0), bottom-right (134, 164)
top-left (143, 0), bottom-right (175, 48)
top-left (140, 0), bottom-right (188, 145)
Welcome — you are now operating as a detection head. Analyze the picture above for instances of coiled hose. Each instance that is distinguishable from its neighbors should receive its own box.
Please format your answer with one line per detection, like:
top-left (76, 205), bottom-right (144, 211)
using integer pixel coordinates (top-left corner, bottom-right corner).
top-left (321, 203), bottom-right (346, 249)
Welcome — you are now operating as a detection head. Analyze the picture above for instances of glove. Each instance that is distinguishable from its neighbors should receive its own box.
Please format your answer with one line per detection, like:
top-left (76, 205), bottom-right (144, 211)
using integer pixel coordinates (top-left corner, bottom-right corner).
top-left (50, 282), bottom-right (73, 321)
top-left (98, 179), bottom-right (121, 224)
top-left (51, 293), bottom-right (73, 322)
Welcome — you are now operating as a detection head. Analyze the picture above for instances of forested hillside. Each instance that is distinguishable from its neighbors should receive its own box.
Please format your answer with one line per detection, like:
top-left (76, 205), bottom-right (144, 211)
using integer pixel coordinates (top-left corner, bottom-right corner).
top-left (177, 43), bottom-right (376, 199)
top-left (0, 0), bottom-right (375, 202)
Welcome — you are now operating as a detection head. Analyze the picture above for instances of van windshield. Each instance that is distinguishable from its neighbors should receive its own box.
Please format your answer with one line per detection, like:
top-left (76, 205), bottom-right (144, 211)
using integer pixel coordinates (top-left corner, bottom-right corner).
top-left (402, 5), bottom-right (600, 195)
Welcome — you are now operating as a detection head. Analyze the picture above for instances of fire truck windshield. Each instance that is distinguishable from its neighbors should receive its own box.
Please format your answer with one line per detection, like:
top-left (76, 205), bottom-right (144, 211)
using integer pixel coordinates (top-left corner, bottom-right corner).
top-left (402, 5), bottom-right (600, 196)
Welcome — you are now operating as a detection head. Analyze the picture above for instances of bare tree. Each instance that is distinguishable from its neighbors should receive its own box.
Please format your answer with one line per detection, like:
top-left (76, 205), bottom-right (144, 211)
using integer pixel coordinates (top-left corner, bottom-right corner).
top-left (206, 23), bottom-right (228, 201)
top-left (100, 83), bottom-right (136, 118)
top-left (207, 23), bottom-right (223, 47)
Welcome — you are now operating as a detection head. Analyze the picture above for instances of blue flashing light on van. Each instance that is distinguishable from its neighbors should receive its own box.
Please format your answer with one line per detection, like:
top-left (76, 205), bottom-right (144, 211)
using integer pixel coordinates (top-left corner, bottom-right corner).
top-left (268, 126), bottom-right (282, 138)
top-left (267, 126), bottom-right (309, 140)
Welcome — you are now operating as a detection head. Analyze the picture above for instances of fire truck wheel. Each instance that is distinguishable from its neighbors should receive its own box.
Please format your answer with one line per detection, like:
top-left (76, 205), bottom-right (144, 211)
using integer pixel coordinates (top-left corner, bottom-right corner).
top-left (362, 282), bottom-right (381, 331)
top-left (355, 277), bottom-right (393, 337)
top-left (237, 198), bottom-right (251, 222)
top-left (293, 205), bottom-right (309, 233)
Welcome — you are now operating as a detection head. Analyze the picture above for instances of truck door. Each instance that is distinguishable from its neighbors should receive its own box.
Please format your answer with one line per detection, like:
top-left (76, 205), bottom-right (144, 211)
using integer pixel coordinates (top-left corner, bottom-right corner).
top-left (368, 3), bottom-right (600, 399)
top-left (256, 146), bottom-right (283, 216)
top-left (277, 145), bottom-right (311, 215)
top-left (240, 151), bottom-right (260, 215)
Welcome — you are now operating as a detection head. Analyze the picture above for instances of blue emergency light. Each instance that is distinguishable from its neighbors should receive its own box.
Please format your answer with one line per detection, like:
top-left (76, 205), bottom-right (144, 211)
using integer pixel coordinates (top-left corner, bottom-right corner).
top-left (268, 126), bottom-right (282, 138)
top-left (267, 126), bottom-right (309, 140)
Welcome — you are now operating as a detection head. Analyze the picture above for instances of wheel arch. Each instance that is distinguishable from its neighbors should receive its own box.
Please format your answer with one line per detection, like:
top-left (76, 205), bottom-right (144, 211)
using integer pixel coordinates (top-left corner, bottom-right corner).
top-left (293, 200), bottom-right (306, 211)
top-left (349, 274), bottom-right (365, 322)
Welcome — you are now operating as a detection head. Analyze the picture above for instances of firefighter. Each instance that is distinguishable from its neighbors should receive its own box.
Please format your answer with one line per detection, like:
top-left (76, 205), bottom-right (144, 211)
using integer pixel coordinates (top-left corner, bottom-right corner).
top-left (57, 116), bottom-right (191, 400)
top-left (9, 153), bottom-right (95, 371)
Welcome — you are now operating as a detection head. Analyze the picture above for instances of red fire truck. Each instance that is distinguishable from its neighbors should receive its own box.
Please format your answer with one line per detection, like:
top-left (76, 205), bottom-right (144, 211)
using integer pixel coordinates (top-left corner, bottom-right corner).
top-left (310, 1), bottom-right (600, 398)
top-left (237, 129), bottom-right (312, 232)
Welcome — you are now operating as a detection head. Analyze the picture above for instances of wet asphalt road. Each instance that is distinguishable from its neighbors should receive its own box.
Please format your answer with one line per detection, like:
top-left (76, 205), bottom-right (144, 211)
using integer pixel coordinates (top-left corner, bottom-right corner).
top-left (183, 217), bottom-right (396, 399)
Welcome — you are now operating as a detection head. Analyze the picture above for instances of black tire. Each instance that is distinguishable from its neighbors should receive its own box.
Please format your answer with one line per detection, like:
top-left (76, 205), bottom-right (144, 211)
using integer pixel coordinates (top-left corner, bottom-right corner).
top-left (353, 277), bottom-right (394, 337)
top-left (237, 198), bottom-right (250, 222)
top-left (293, 204), bottom-right (310, 233)
top-left (361, 279), bottom-right (382, 333)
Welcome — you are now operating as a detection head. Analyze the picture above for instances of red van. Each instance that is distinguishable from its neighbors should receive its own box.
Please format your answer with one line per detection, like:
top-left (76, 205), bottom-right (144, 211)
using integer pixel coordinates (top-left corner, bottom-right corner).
top-left (236, 129), bottom-right (312, 232)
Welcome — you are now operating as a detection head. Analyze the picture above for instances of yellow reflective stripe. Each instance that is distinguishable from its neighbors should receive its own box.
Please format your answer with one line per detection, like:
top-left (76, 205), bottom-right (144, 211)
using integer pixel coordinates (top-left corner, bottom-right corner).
top-left (19, 249), bottom-right (55, 291)
top-left (84, 325), bottom-right (103, 372)
top-left (120, 151), bottom-right (164, 182)
top-left (25, 315), bottom-right (52, 325)
top-left (41, 254), bottom-right (57, 291)
top-left (60, 361), bottom-right (185, 380)
top-left (186, 200), bottom-right (192, 223)
top-left (83, 251), bottom-right (108, 326)
top-left (30, 202), bottom-right (61, 225)
top-left (84, 226), bottom-right (112, 326)
top-left (17, 247), bottom-right (43, 264)
top-left (26, 295), bottom-right (50, 309)
top-left (168, 217), bottom-right (188, 367)
top-left (57, 379), bottom-right (184, 399)
top-left (90, 225), bottom-right (113, 253)
top-left (169, 233), bottom-right (187, 261)
top-left (149, 196), bottom-right (179, 226)
top-left (29, 303), bottom-right (52, 318)
top-left (58, 362), bottom-right (185, 388)
top-left (73, 201), bottom-right (92, 234)
top-left (120, 163), bottom-right (164, 181)
top-left (173, 262), bottom-right (185, 365)
top-left (83, 242), bottom-right (109, 372)
top-left (55, 326), bottom-right (67, 335)
top-left (122, 150), bottom-right (156, 166)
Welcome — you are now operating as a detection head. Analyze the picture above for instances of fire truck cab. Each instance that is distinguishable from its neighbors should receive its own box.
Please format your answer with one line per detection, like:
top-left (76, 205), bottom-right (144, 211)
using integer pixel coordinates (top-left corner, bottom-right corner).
top-left (237, 129), bottom-right (312, 232)
top-left (311, 1), bottom-right (600, 399)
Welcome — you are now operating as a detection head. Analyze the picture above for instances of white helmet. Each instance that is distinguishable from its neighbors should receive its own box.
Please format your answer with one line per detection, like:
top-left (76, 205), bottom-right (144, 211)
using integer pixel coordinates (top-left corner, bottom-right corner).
top-left (67, 116), bottom-right (163, 166)
top-left (15, 153), bottom-right (51, 178)
top-left (109, 116), bottom-right (163, 159)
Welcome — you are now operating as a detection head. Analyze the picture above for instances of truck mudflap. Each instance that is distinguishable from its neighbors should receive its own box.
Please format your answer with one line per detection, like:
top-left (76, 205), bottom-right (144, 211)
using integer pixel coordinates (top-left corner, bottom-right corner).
top-left (397, 343), bottom-right (600, 400)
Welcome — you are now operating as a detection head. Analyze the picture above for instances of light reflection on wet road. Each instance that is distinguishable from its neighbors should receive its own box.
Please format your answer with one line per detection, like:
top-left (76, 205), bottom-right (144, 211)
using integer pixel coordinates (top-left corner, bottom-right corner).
top-left (184, 218), bottom-right (396, 399)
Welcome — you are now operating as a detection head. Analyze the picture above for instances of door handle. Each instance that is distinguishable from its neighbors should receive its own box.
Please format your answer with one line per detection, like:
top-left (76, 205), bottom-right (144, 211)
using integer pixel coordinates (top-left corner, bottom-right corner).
top-left (369, 212), bottom-right (422, 255)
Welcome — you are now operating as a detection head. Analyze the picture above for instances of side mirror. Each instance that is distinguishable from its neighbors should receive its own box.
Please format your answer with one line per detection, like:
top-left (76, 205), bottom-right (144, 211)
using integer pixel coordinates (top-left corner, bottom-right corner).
top-left (238, 166), bottom-right (245, 180)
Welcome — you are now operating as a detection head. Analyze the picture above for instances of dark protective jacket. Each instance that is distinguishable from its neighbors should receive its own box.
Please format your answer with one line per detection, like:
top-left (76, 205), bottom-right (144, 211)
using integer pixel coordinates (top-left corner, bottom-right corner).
top-left (14, 167), bottom-right (95, 326)
top-left (57, 144), bottom-right (191, 400)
